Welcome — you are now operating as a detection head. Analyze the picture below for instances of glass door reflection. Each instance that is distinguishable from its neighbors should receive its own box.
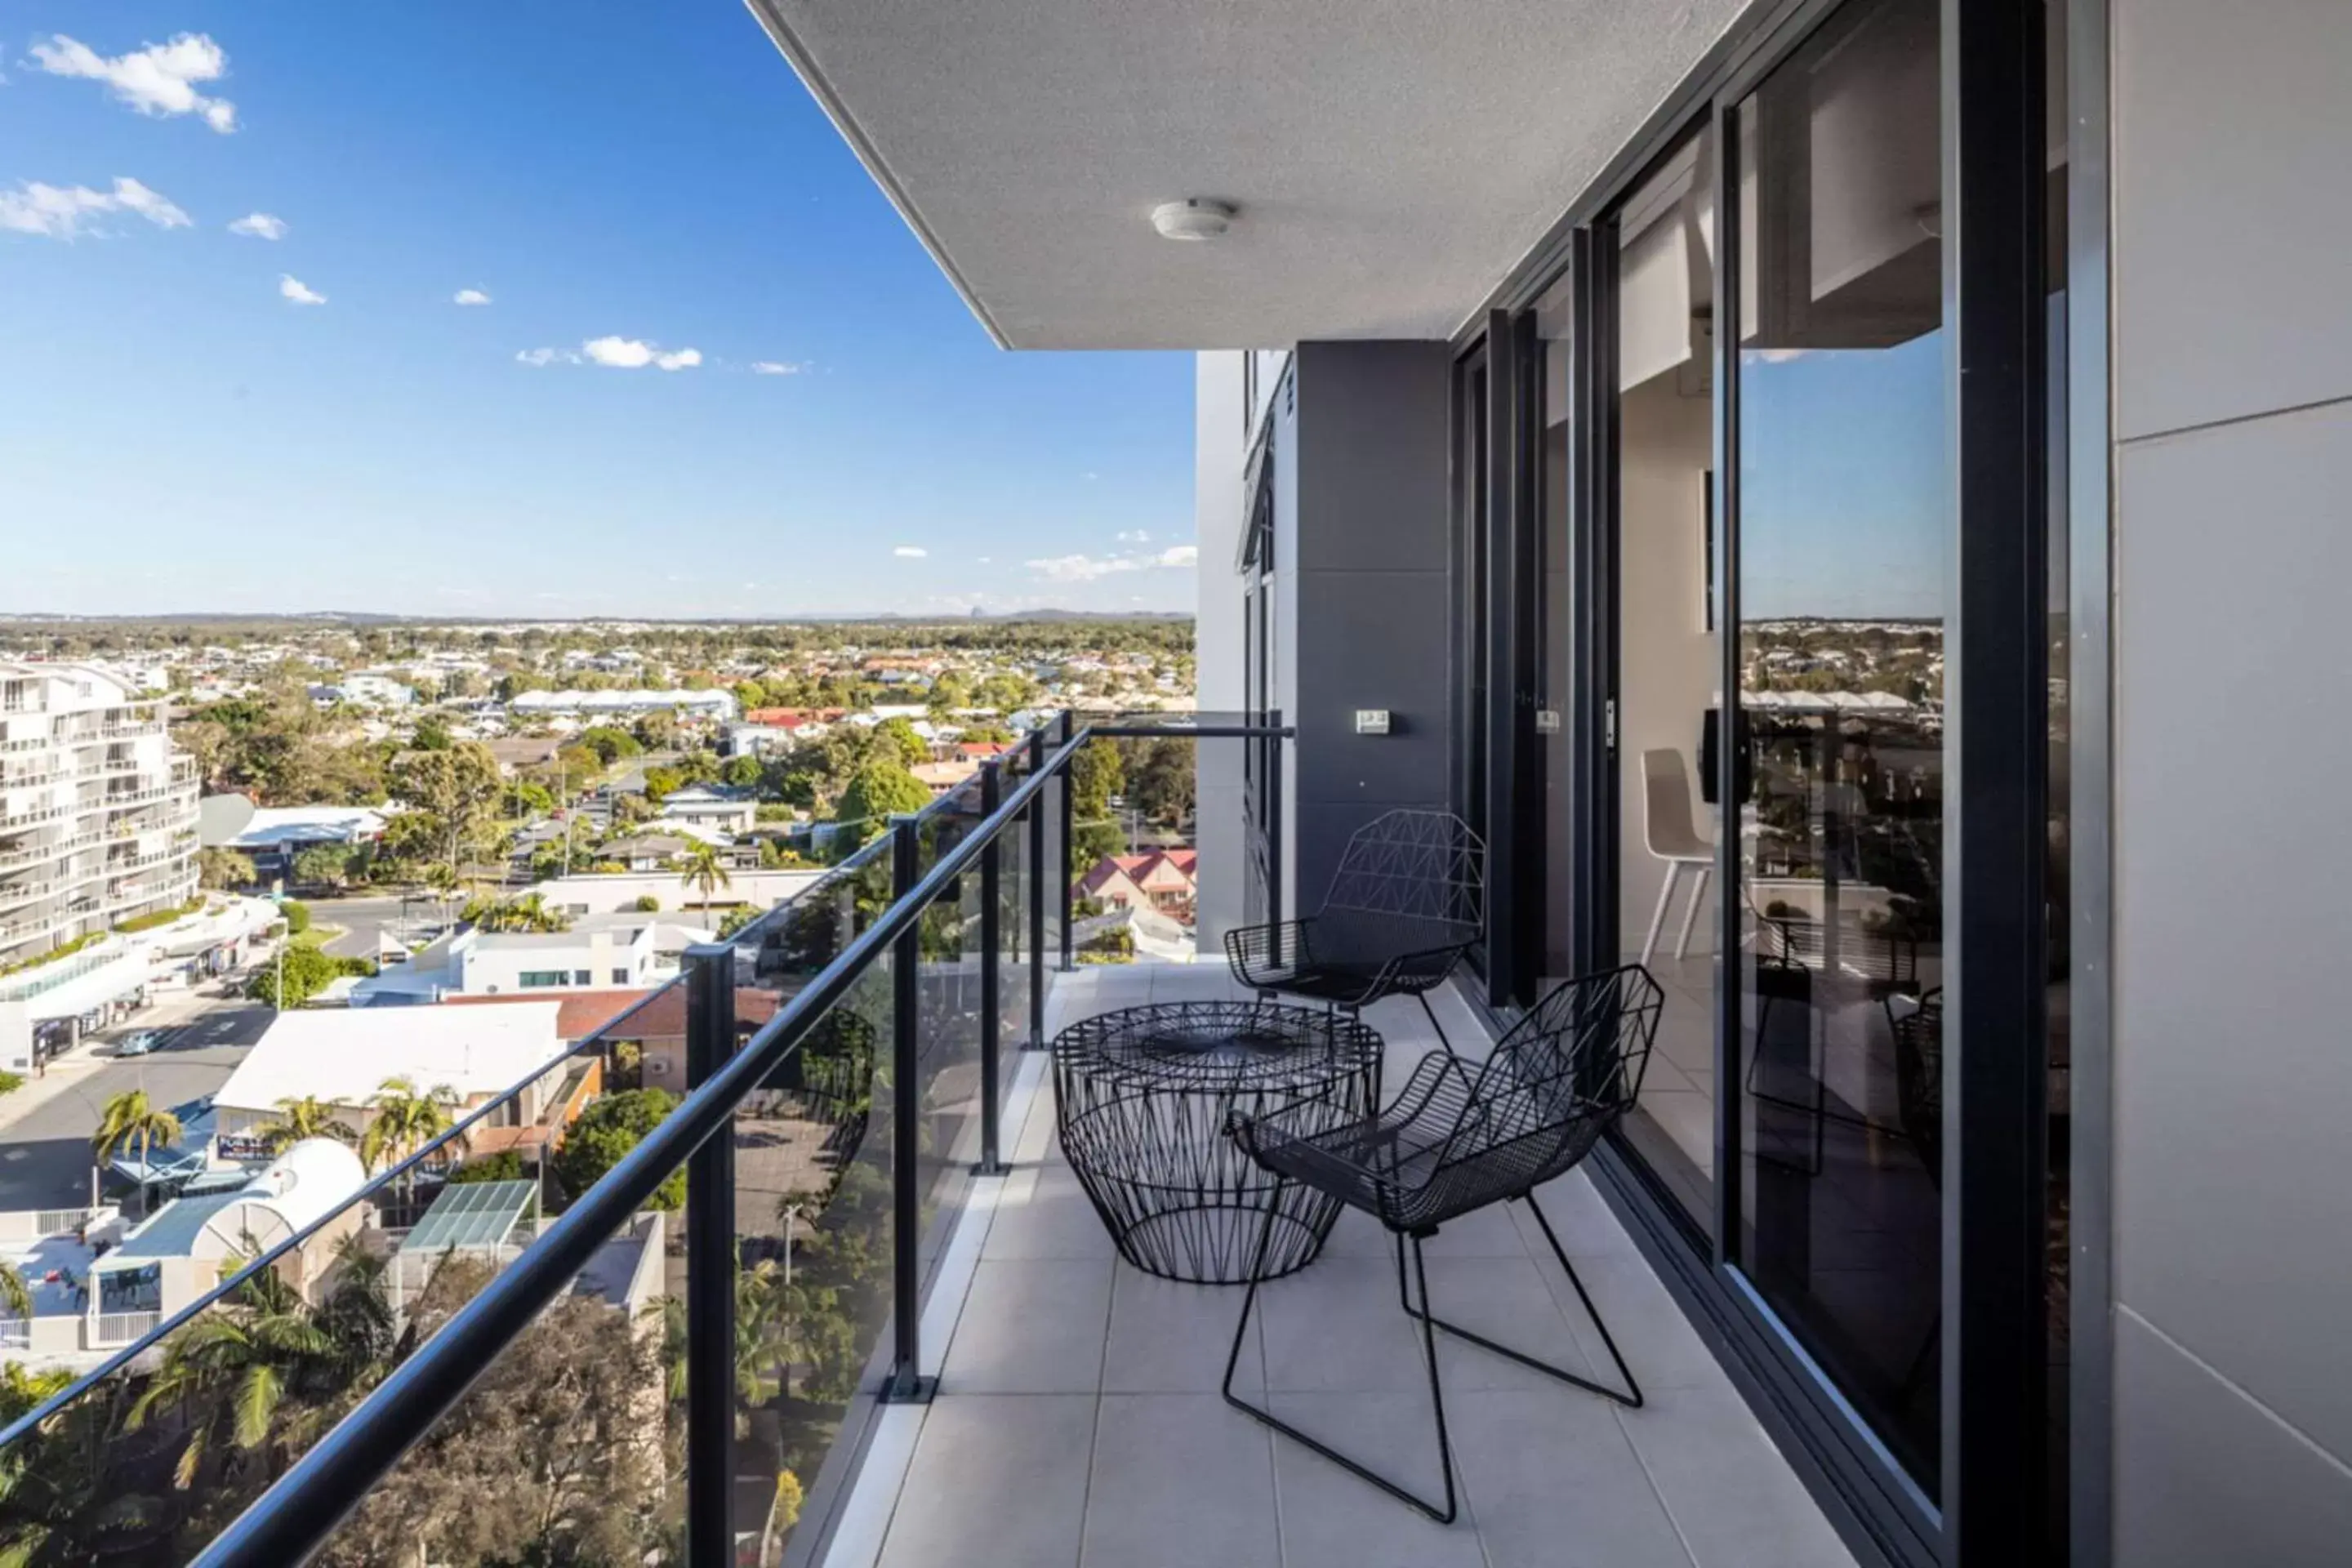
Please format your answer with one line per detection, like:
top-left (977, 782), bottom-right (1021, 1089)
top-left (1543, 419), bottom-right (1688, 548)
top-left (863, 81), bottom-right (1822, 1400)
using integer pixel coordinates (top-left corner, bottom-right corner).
top-left (1729, 0), bottom-right (1947, 1492)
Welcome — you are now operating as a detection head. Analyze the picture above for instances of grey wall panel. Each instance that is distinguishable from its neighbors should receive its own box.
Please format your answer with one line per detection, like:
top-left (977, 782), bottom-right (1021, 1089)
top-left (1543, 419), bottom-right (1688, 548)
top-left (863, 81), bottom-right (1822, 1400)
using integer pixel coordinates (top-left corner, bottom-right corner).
top-left (2112, 399), bottom-right (2352, 1473)
top-left (2113, 1310), bottom-right (2352, 1568)
top-left (1292, 569), bottom-right (1455, 806)
top-left (1285, 341), bottom-right (1454, 906)
top-left (2112, 0), bottom-right (2352, 440)
top-left (1294, 342), bottom-right (1454, 575)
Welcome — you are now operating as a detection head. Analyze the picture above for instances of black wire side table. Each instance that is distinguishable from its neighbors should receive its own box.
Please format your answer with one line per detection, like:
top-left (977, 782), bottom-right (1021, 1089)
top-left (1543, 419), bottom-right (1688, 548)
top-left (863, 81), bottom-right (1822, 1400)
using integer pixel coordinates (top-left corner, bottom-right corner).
top-left (1053, 1000), bottom-right (1383, 1283)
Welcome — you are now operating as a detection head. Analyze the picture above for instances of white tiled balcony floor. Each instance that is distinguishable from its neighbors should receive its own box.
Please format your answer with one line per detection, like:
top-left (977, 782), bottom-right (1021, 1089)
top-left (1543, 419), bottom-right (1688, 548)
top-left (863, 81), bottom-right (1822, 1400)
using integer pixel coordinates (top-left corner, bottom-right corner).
top-left (835, 963), bottom-right (1855, 1568)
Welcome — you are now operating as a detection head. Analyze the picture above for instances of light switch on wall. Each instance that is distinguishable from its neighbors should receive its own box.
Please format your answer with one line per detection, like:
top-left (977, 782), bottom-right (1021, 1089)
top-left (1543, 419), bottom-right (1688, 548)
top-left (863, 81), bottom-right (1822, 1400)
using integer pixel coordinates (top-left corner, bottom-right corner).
top-left (1353, 710), bottom-right (1391, 735)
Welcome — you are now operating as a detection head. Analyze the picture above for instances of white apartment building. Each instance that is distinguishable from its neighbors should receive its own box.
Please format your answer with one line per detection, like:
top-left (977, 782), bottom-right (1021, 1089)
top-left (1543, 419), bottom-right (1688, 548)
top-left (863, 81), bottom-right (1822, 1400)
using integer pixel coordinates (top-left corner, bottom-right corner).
top-left (0, 663), bottom-right (200, 975)
top-left (506, 688), bottom-right (737, 721)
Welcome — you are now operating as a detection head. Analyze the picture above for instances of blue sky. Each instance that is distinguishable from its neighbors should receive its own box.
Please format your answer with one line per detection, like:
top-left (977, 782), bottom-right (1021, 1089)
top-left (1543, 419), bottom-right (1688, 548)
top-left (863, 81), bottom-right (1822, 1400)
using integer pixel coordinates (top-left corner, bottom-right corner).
top-left (1739, 332), bottom-right (1948, 621)
top-left (0, 3), bottom-right (1196, 619)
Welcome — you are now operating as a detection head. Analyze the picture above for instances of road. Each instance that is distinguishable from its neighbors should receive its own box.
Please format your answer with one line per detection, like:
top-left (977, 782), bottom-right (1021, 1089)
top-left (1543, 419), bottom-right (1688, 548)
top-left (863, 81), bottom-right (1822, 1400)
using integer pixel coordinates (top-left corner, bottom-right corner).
top-left (308, 893), bottom-right (443, 960)
top-left (0, 1004), bottom-right (274, 1212)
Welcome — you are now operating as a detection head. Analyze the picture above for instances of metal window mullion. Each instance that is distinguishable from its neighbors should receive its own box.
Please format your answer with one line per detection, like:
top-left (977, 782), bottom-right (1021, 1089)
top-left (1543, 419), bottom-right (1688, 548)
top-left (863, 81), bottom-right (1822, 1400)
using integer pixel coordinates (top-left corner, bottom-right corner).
top-left (1940, 0), bottom-right (2052, 1554)
top-left (683, 942), bottom-right (738, 1557)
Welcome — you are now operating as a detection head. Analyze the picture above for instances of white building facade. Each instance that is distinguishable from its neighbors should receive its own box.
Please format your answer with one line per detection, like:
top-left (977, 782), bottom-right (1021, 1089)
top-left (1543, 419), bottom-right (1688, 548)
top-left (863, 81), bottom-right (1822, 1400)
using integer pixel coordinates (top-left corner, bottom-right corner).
top-left (0, 663), bottom-right (200, 974)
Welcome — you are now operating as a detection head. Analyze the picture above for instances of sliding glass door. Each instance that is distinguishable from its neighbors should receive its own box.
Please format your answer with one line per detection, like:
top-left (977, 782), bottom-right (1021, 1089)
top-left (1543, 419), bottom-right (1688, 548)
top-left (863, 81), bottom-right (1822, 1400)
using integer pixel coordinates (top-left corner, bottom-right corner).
top-left (1725, 0), bottom-right (1949, 1491)
top-left (1503, 0), bottom-right (2074, 1552)
top-left (1603, 127), bottom-right (1722, 1237)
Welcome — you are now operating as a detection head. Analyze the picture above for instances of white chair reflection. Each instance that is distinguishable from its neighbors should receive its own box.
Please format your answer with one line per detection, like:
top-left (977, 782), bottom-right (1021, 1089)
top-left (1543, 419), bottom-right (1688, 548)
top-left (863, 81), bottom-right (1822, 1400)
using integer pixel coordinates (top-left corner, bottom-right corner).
top-left (1639, 747), bottom-right (1714, 970)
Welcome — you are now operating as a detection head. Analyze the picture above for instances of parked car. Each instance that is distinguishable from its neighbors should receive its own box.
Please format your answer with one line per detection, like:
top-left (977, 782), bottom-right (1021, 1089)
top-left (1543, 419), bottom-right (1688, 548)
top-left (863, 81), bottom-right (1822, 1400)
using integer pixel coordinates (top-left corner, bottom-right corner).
top-left (114, 1030), bottom-right (167, 1057)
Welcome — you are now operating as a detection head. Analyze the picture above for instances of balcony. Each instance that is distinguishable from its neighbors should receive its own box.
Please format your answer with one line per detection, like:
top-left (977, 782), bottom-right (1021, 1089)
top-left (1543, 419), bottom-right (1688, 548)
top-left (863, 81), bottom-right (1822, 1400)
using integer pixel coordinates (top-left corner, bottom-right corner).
top-left (0, 716), bottom-right (1846, 1568)
top-left (0, 830), bottom-right (100, 872)
top-left (856, 961), bottom-right (1851, 1568)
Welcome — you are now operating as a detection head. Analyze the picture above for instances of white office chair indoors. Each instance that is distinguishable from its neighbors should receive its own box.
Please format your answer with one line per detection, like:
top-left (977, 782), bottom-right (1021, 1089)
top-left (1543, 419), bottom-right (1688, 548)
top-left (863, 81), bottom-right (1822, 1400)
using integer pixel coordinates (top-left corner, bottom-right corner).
top-left (1639, 747), bottom-right (1714, 970)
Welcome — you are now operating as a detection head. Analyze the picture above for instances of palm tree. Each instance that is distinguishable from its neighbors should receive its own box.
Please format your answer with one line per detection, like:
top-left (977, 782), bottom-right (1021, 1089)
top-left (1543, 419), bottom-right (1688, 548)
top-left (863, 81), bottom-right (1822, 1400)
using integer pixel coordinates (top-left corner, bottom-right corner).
top-left (359, 1077), bottom-right (459, 1190)
top-left (678, 840), bottom-right (732, 912)
top-left (254, 1096), bottom-right (357, 1152)
top-left (513, 890), bottom-right (568, 932)
top-left (480, 891), bottom-right (567, 933)
top-left (424, 860), bottom-right (464, 928)
top-left (0, 1260), bottom-right (33, 1321)
top-left (776, 1190), bottom-right (824, 1289)
top-left (656, 1255), bottom-right (798, 1432)
top-left (91, 1091), bottom-right (184, 1215)
top-left (125, 1270), bottom-right (336, 1491)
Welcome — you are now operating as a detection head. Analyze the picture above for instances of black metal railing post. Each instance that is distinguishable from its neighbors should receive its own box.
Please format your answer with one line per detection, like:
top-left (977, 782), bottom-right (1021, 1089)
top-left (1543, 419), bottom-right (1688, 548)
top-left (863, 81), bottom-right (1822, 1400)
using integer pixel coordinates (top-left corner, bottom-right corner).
top-left (1026, 723), bottom-right (1048, 1048)
top-left (1267, 711), bottom-right (1285, 925)
top-left (682, 942), bottom-right (737, 1559)
top-left (974, 760), bottom-right (1007, 1174)
top-left (881, 814), bottom-right (936, 1403)
top-left (1058, 710), bottom-right (1076, 972)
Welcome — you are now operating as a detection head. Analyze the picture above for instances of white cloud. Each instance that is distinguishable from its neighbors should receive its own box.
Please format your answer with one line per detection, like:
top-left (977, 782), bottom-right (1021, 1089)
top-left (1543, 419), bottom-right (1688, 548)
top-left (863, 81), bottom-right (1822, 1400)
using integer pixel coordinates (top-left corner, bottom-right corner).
top-left (893, 546), bottom-right (928, 559)
top-left (0, 176), bottom-right (189, 239)
top-left (29, 33), bottom-right (237, 132)
top-left (580, 335), bottom-right (701, 371)
top-left (977, 556), bottom-right (992, 565)
top-left (227, 212), bottom-right (285, 240)
top-left (278, 274), bottom-right (326, 305)
top-left (1751, 347), bottom-right (1812, 365)
top-left (749, 360), bottom-right (806, 376)
top-left (452, 287), bottom-right (492, 306)
top-left (1116, 529), bottom-right (1150, 544)
top-left (515, 347), bottom-right (573, 367)
top-left (1024, 543), bottom-right (1197, 583)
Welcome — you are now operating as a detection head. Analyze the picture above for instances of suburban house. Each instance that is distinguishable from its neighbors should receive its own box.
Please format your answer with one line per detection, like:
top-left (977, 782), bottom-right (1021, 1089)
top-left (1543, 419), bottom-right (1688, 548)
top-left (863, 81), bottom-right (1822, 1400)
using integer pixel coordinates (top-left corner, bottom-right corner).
top-left (1076, 849), bottom-right (1199, 923)
top-left (225, 804), bottom-right (390, 885)
top-left (84, 1138), bottom-right (368, 1349)
top-left (348, 912), bottom-right (717, 1004)
top-left (657, 784), bottom-right (759, 835)
top-left (525, 868), bottom-right (825, 917)
top-left (209, 1003), bottom-right (571, 1156)
top-left (483, 737), bottom-right (563, 775)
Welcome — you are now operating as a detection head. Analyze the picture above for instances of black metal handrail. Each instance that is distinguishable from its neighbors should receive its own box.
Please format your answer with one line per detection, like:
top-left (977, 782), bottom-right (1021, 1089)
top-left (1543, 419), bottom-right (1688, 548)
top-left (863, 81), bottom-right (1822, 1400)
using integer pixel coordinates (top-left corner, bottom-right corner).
top-left (194, 713), bottom-right (1290, 1566)
top-left (192, 722), bottom-right (1098, 1566)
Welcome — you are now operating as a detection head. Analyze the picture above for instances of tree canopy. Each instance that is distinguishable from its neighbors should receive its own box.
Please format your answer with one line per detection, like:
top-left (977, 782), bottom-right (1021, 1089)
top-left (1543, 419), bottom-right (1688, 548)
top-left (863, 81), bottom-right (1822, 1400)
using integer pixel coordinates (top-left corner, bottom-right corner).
top-left (553, 1089), bottom-right (687, 1209)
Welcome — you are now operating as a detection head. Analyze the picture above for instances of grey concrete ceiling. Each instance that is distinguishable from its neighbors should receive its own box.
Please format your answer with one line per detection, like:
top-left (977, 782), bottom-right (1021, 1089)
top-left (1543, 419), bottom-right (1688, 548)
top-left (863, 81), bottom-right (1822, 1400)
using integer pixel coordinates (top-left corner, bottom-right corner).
top-left (746, 0), bottom-right (1756, 349)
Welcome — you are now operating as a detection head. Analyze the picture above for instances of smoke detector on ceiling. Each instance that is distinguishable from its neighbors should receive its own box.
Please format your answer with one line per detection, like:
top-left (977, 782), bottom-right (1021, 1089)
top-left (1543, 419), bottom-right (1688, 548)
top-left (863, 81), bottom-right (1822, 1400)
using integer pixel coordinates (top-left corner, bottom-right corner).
top-left (1151, 198), bottom-right (1236, 242)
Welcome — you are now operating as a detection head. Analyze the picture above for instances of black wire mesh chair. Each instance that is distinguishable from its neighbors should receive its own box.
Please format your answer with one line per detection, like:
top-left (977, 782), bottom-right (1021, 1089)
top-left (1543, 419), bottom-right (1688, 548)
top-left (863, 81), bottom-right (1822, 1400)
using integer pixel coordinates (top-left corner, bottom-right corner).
top-left (1220, 964), bottom-right (1664, 1523)
top-left (1224, 808), bottom-right (1486, 1057)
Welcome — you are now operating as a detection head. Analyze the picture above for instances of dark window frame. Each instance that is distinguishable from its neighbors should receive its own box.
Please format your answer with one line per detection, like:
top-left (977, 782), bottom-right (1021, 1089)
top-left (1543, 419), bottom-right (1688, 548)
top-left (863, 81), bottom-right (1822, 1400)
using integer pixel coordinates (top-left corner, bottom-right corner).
top-left (1447, 0), bottom-right (2093, 1561)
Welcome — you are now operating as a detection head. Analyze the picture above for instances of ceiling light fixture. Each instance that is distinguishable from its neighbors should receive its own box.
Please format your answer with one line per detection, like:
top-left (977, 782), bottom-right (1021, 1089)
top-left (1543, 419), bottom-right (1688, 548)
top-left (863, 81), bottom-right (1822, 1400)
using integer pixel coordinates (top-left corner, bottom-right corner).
top-left (1151, 198), bottom-right (1236, 242)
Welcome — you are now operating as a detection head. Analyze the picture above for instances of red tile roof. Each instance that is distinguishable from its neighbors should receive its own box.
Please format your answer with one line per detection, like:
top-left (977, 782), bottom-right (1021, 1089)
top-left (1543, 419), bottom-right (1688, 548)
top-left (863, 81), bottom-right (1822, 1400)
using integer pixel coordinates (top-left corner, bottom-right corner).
top-left (446, 985), bottom-right (780, 1041)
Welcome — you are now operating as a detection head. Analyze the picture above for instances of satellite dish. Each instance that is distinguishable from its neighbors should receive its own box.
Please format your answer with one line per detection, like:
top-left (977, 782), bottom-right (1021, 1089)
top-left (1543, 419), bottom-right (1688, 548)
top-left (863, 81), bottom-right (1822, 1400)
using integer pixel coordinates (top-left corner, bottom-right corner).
top-left (196, 794), bottom-right (258, 849)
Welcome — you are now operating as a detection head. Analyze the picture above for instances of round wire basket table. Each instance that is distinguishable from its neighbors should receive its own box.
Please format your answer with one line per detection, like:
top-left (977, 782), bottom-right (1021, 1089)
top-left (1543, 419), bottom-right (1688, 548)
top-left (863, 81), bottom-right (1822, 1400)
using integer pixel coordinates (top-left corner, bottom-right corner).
top-left (1052, 1000), bottom-right (1383, 1283)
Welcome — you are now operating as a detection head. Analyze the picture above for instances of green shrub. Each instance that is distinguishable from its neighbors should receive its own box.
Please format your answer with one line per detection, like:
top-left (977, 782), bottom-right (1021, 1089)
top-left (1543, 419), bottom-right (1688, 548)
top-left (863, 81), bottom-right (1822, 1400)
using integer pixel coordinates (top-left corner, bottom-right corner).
top-left (448, 1150), bottom-right (528, 1184)
top-left (279, 899), bottom-right (312, 936)
top-left (243, 944), bottom-right (375, 1008)
top-left (112, 897), bottom-right (207, 935)
top-left (631, 894), bottom-right (662, 912)
top-left (0, 1071), bottom-right (24, 1097)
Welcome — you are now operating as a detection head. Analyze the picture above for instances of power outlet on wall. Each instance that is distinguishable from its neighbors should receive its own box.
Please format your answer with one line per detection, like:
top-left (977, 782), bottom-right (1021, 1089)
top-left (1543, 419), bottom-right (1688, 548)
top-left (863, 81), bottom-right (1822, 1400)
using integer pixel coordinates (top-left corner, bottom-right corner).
top-left (1353, 710), bottom-right (1392, 736)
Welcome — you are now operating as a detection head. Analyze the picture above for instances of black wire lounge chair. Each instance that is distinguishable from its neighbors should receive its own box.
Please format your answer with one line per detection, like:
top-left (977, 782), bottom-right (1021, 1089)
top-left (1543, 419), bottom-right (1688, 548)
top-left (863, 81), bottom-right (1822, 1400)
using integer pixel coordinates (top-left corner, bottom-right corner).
top-left (1221, 964), bottom-right (1664, 1523)
top-left (1223, 808), bottom-right (1486, 1056)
